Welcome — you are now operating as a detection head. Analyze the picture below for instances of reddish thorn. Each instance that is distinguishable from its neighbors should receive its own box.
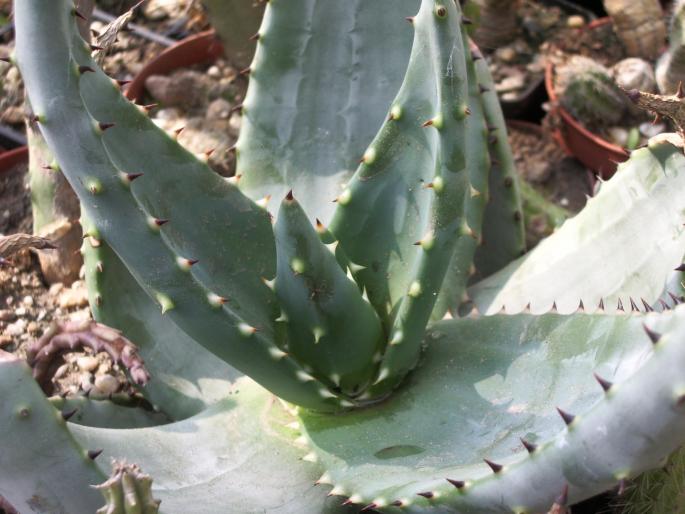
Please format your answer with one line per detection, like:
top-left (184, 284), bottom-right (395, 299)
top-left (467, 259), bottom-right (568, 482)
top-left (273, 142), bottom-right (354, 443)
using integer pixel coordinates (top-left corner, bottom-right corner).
top-left (72, 8), bottom-right (87, 20)
top-left (642, 323), bottom-right (661, 344)
top-left (417, 491), bottom-right (434, 499)
top-left (520, 438), bottom-right (537, 454)
top-left (625, 89), bottom-right (641, 103)
top-left (186, 259), bottom-right (199, 266)
top-left (249, 32), bottom-right (260, 41)
top-left (89, 44), bottom-right (104, 51)
top-left (42, 164), bottom-right (54, 171)
top-left (88, 449), bottom-right (103, 460)
top-left (598, 298), bottom-right (605, 310)
top-left (174, 127), bottom-right (185, 137)
top-left (229, 103), bottom-right (244, 114)
top-left (464, 107), bottom-right (472, 116)
top-left (0, 56), bottom-right (10, 63)
top-left (446, 478), bottom-right (465, 489)
top-left (578, 299), bottom-right (584, 312)
top-left (239, 66), bottom-right (251, 76)
top-left (154, 218), bottom-right (169, 227)
top-left (593, 373), bottom-right (613, 393)
top-left (659, 299), bottom-right (670, 310)
top-left (678, 82), bottom-right (685, 99)
top-left (422, 119), bottom-right (434, 128)
top-left (483, 459), bottom-right (502, 473)
top-left (285, 190), bottom-right (294, 201)
top-left (360, 504), bottom-right (377, 512)
top-left (98, 122), bottom-right (115, 132)
top-left (61, 408), bottom-right (78, 421)
top-left (126, 172), bottom-right (143, 182)
top-left (78, 65), bottom-right (95, 74)
top-left (405, 16), bottom-right (415, 23)
top-left (315, 218), bottom-right (324, 229)
top-left (617, 298), bottom-right (625, 311)
top-left (205, 148), bottom-right (216, 158)
top-left (116, 79), bottom-right (131, 88)
top-left (462, 16), bottom-right (473, 24)
top-left (642, 298), bottom-right (654, 312)
top-left (629, 297), bottom-right (640, 312)
top-left (617, 479), bottom-right (627, 496)
top-left (390, 500), bottom-right (403, 507)
top-left (141, 103), bottom-right (158, 111)
top-left (471, 51), bottom-right (482, 61)
top-left (556, 407), bottom-right (575, 426)
top-left (675, 263), bottom-right (685, 272)
top-left (340, 499), bottom-right (353, 506)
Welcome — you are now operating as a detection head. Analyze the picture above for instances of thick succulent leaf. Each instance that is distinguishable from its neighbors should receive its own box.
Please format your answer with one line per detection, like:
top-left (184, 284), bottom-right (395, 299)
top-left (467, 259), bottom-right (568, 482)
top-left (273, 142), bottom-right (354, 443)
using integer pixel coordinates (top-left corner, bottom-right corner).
top-left (14, 0), bottom-right (341, 412)
top-left (470, 139), bottom-right (685, 315)
top-left (471, 48), bottom-right (526, 280)
top-left (83, 233), bottom-right (239, 420)
top-left (49, 395), bottom-right (171, 429)
top-left (299, 308), bottom-right (685, 512)
top-left (202, 0), bottom-right (264, 69)
top-left (236, 0), bottom-right (419, 223)
top-left (0, 351), bottom-right (107, 513)
top-left (432, 40), bottom-right (491, 320)
top-left (70, 378), bottom-right (354, 514)
top-left (274, 195), bottom-right (383, 397)
top-left (344, 0), bottom-right (477, 394)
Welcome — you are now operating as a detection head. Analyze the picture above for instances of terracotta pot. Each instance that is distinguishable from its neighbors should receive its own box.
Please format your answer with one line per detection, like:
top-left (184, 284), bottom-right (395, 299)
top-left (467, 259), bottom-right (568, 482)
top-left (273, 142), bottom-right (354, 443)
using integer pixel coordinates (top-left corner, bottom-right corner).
top-left (0, 146), bottom-right (28, 175)
top-left (126, 30), bottom-right (224, 103)
top-left (545, 17), bottom-right (630, 179)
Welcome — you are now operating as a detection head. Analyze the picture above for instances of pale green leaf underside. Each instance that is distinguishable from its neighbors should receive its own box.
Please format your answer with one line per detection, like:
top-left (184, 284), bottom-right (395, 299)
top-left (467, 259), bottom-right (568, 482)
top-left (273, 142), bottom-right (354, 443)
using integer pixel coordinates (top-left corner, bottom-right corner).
top-left (299, 308), bottom-right (685, 512)
top-left (469, 141), bottom-right (685, 315)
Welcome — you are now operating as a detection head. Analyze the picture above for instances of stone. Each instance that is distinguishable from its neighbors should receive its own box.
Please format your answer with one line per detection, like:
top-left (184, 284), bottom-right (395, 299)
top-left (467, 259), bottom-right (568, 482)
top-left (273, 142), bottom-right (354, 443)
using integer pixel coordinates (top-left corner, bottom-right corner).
top-left (94, 374), bottom-right (120, 396)
top-left (22, 295), bottom-right (34, 307)
top-left (206, 98), bottom-right (232, 120)
top-left (5, 319), bottom-right (26, 336)
top-left (26, 321), bottom-right (40, 335)
top-left (0, 310), bottom-right (16, 322)
top-left (77, 356), bottom-right (99, 373)
top-left (567, 15), bottom-right (585, 28)
top-left (58, 286), bottom-right (89, 309)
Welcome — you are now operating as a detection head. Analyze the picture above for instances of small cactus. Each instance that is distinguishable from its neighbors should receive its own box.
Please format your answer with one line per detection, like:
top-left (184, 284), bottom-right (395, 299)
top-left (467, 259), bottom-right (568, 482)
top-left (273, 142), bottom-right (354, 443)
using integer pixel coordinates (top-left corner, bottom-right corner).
top-left (657, 0), bottom-right (685, 94)
top-left (95, 461), bottom-right (160, 514)
top-left (557, 55), bottom-right (627, 127)
top-left (603, 0), bottom-right (666, 60)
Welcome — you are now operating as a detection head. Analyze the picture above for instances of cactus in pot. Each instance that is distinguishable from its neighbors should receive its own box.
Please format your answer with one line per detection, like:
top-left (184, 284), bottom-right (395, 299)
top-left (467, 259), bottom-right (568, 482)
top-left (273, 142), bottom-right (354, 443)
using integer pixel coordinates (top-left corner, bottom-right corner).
top-left (6, 1), bottom-right (685, 513)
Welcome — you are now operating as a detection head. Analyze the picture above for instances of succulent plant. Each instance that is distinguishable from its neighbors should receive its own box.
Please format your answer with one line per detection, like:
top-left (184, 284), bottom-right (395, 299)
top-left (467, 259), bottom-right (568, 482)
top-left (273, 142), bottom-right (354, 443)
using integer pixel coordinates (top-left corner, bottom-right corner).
top-left (603, 0), bottom-right (666, 61)
top-left (6, 0), bottom-right (685, 513)
top-left (556, 55), bottom-right (627, 127)
top-left (657, 0), bottom-right (685, 95)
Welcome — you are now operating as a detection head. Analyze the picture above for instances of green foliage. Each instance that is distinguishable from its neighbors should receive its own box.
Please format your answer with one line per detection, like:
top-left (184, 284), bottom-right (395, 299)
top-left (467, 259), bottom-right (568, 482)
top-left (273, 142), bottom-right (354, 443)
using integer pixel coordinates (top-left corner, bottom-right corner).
top-left (8, 0), bottom-right (685, 513)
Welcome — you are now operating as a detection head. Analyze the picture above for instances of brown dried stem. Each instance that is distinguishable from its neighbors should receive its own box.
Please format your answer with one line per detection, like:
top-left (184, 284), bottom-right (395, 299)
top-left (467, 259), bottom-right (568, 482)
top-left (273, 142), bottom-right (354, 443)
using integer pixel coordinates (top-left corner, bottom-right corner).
top-left (0, 233), bottom-right (55, 266)
top-left (26, 319), bottom-right (150, 395)
top-left (624, 86), bottom-right (685, 141)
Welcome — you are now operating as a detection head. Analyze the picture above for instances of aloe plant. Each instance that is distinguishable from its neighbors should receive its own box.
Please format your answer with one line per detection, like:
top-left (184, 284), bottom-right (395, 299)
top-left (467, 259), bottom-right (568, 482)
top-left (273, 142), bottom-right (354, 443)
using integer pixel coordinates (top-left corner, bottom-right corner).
top-left (5, 0), bottom-right (685, 513)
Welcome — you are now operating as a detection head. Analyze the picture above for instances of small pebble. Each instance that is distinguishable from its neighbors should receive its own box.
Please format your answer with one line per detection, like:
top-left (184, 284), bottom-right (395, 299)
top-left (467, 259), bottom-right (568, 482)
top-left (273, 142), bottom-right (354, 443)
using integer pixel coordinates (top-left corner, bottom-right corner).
top-left (27, 321), bottom-right (40, 335)
top-left (5, 319), bottom-right (27, 336)
top-left (0, 310), bottom-right (16, 322)
top-left (0, 335), bottom-right (12, 347)
top-left (15, 307), bottom-right (26, 317)
top-left (77, 356), bottom-right (99, 373)
top-left (567, 15), bottom-right (585, 28)
top-left (54, 363), bottom-right (70, 380)
top-left (22, 295), bottom-right (34, 307)
top-left (94, 374), bottom-right (120, 396)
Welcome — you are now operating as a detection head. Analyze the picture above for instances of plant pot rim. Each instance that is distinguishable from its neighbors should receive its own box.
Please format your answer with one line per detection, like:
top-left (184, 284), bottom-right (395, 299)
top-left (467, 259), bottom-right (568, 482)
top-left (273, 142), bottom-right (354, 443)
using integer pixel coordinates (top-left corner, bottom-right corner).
top-left (544, 16), bottom-right (630, 177)
top-left (0, 146), bottom-right (28, 176)
top-left (126, 30), bottom-right (224, 103)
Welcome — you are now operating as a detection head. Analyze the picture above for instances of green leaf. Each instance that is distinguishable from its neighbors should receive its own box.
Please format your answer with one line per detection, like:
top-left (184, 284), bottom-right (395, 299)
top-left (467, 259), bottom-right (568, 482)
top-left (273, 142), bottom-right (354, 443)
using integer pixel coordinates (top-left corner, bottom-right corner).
top-left (470, 140), bottom-right (685, 315)
top-left (0, 352), bottom-right (107, 513)
top-left (299, 308), bottom-right (685, 511)
top-left (236, 0), bottom-right (419, 223)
